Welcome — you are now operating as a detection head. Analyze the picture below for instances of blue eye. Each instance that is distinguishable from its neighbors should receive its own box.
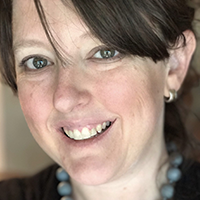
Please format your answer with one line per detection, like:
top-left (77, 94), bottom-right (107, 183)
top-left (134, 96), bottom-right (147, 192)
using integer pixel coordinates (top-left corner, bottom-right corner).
top-left (93, 49), bottom-right (119, 59)
top-left (32, 57), bottom-right (48, 69)
top-left (21, 56), bottom-right (52, 70)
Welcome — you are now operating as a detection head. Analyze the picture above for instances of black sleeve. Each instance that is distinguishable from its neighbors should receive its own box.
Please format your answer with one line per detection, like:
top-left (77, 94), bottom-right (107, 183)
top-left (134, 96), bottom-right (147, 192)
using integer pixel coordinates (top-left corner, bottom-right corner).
top-left (0, 178), bottom-right (26, 200)
top-left (0, 164), bottom-right (60, 200)
top-left (174, 161), bottom-right (200, 200)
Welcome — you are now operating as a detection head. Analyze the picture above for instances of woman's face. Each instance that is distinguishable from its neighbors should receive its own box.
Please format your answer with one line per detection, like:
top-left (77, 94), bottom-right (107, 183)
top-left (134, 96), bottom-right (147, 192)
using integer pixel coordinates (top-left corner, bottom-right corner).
top-left (13, 0), bottom-right (169, 185)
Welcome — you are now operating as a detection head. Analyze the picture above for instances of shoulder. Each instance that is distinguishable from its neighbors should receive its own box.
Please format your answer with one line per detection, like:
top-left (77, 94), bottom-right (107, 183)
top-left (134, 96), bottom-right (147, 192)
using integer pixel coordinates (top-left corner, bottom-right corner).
top-left (174, 160), bottom-right (200, 200)
top-left (0, 164), bottom-right (60, 200)
top-left (0, 177), bottom-right (25, 200)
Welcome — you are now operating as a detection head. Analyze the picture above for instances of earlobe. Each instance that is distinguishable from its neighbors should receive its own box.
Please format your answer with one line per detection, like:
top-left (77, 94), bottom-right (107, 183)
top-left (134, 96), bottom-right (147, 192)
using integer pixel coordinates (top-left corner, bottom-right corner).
top-left (164, 30), bottom-right (196, 99)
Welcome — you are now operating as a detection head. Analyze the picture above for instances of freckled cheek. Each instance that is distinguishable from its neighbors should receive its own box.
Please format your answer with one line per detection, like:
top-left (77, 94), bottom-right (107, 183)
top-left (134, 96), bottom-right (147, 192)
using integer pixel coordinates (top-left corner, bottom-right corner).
top-left (17, 82), bottom-right (53, 129)
top-left (95, 77), bottom-right (138, 115)
top-left (95, 74), bottom-right (163, 120)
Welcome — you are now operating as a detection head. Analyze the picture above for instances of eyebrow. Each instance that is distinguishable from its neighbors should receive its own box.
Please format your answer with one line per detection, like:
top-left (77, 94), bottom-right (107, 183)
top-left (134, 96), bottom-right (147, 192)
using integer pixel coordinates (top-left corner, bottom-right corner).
top-left (13, 40), bottom-right (51, 52)
top-left (13, 31), bottom-right (94, 52)
top-left (13, 39), bottom-right (73, 66)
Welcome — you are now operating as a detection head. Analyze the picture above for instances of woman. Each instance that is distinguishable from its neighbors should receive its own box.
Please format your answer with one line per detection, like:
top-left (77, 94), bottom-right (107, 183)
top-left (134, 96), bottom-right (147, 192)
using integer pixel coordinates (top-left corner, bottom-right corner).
top-left (0, 0), bottom-right (200, 199)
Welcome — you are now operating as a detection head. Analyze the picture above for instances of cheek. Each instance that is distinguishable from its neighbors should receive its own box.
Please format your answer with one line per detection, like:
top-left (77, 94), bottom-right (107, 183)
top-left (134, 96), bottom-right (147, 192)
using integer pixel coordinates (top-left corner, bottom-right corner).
top-left (95, 69), bottom-right (164, 118)
top-left (17, 80), bottom-right (53, 133)
top-left (94, 65), bottom-right (166, 150)
top-left (91, 67), bottom-right (166, 168)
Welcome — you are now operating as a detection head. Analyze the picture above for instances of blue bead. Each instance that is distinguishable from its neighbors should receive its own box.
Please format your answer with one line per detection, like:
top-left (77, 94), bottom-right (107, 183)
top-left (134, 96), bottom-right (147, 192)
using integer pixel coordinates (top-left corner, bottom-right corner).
top-left (61, 196), bottom-right (73, 200)
top-left (170, 152), bottom-right (183, 167)
top-left (167, 167), bottom-right (182, 183)
top-left (161, 184), bottom-right (174, 199)
top-left (56, 167), bottom-right (69, 181)
top-left (57, 181), bottom-right (72, 196)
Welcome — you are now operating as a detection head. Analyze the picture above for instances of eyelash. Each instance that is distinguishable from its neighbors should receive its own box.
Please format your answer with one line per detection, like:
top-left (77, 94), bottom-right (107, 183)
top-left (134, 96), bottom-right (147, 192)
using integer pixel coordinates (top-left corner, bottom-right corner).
top-left (18, 47), bottom-right (123, 71)
top-left (93, 49), bottom-right (119, 58)
top-left (19, 55), bottom-right (53, 70)
top-left (91, 47), bottom-right (123, 63)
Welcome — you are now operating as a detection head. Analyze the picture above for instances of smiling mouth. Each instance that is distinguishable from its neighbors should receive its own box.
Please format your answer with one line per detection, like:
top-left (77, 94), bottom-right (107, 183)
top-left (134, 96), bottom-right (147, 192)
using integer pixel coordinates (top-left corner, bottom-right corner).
top-left (62, 121), bottom-right (112, 141)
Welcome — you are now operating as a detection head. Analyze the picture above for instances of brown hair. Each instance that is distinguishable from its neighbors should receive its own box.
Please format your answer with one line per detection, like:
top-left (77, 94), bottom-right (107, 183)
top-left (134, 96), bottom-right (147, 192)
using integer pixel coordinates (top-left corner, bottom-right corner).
top-left (0, 0), bottom-right (16, 91)
top-left (0, 0), bottom-right (199, 158)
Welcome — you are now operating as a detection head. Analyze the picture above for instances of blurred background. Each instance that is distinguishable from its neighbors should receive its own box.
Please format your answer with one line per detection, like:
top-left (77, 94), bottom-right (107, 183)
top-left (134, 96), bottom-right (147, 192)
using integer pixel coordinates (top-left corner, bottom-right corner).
top-left (0, 1), bottom-right (200, 180)
top-left (0, 84), bottom-right (53, 180)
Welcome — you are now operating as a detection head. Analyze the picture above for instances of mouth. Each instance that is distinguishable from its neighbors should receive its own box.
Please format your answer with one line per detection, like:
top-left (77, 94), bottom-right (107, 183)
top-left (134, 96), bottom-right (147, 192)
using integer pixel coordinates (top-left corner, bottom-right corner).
top-left (62, 121), bottom-right (112, 141)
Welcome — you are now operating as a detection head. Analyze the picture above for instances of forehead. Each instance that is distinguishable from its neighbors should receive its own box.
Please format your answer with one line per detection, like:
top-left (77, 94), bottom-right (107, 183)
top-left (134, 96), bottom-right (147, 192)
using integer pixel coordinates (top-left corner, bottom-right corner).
top-left (13, 0), bottom-right (75, 24)
top-left (12, 0), bottom-right (89, 47)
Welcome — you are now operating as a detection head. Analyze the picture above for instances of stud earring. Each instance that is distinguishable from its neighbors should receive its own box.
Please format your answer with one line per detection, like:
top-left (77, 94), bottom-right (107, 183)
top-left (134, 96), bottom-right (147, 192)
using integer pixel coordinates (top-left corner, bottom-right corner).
top-left (165, 89), bottom-right (178, 103)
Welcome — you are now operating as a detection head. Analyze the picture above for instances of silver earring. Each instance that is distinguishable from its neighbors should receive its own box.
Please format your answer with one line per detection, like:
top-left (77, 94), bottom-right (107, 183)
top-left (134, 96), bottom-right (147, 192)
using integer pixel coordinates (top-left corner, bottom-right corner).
top-left (165, 89), bottom-right (178, 103)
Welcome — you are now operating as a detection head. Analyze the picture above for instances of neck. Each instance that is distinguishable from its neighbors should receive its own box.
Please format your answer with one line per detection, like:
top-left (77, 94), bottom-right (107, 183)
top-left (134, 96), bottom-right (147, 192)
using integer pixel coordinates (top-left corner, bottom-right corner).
top-left (71, 140), bottom-right (169, 200)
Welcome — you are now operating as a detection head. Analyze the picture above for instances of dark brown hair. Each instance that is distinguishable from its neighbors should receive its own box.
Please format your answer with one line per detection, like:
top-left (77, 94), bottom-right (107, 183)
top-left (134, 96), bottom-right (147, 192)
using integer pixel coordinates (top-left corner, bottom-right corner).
top-left (0, 0), bottom-right (199, 158)
top-left (0, 0), bottom-right (16, 91)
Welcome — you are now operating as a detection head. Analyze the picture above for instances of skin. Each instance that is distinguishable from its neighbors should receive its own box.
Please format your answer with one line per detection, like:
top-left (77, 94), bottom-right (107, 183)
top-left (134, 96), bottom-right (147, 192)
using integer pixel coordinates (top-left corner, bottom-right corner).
top-left (12, 0), bottom-right (195, 199)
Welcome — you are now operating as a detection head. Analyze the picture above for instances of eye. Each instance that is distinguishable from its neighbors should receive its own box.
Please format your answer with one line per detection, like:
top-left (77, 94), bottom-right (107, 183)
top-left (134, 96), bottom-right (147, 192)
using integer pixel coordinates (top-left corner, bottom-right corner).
top-left (93, 49), bottom-right (119, 59)
top-left (21, 56), bottom-right (53, 70)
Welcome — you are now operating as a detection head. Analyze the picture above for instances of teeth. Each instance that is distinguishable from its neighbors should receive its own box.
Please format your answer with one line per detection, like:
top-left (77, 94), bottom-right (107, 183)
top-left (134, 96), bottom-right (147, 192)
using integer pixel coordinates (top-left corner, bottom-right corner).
top-left (106, 121), bottom-right (110, 126)
top-left (68, 130), bottom-right (74, 138)
top-left (102, 122), bottom-right (106, 129)
top-left (63, 121), bottom-right (111, 140)
top-left (82, 127), bottom-right (91, 139)
top-left (91, 128), bottom-right (97, 136)
top-left (74, 129), bottom-right (82, 140)
top-left (96, 124), bottom-right (102, 133)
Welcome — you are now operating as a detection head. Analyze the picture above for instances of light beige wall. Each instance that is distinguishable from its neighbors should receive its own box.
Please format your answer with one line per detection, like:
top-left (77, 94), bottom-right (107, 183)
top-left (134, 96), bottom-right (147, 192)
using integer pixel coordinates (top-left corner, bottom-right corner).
top-left (0, 84), bottom-right (53, 179)
top-left (0, 83), bottom-right (6, 172)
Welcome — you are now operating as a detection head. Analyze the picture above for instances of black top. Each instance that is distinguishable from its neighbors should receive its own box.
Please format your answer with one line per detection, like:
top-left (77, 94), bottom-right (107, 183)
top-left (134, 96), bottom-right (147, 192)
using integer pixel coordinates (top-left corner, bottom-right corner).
top-left (0, 161), bottom-right (200, 200)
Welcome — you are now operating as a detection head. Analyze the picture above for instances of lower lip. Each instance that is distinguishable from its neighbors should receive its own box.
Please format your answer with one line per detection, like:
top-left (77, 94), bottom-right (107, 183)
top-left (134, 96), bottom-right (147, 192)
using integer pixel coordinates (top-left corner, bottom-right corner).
top-left (59, 120), bottom-right (115, 148)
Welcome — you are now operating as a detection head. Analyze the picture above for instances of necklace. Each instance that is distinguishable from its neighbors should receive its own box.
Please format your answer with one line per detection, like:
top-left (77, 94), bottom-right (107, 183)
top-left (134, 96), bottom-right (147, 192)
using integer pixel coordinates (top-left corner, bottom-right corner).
top-left (56, 142), bottom-right (183, 200)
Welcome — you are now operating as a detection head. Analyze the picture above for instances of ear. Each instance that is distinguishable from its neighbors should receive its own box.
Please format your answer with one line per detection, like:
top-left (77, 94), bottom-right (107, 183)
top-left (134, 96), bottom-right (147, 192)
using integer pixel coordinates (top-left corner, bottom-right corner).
top-left (164, 30), bottom-right (196, 97)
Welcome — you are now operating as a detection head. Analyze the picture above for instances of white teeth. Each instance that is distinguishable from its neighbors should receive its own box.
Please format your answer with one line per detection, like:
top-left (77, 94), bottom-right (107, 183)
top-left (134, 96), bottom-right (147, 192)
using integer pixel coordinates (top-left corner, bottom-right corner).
top-left (102, 122), bottom-right (106, 129)
top-left (68, 130), bottom-right (74, 138)
top-left (91, 128), bottom-right (97, 136)
top-left (74, 129), bottom-right (82, 140)
top-left (63, 121), bottom-right (111, 140)
top-left (82, 127), bottom-right (91, 139)
top-left (96, 124), bottom-right (102, 133)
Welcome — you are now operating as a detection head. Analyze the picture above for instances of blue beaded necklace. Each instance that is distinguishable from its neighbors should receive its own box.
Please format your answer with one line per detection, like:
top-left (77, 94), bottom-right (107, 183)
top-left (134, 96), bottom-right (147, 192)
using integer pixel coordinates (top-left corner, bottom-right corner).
top-left (56, 168), bottom-right (72, 200)
top-left (56, 142), bottom-right (183, 200)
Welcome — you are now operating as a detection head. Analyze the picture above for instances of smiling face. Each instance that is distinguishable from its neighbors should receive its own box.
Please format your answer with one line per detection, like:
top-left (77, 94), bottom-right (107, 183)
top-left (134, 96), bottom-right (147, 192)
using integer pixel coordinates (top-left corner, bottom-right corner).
top-left (13, 0), bottom-right (169, 185)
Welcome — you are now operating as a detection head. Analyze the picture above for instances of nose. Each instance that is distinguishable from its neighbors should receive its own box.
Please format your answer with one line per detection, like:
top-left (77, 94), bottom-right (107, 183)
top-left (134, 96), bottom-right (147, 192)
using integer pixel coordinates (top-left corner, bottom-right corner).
top-left (53, 68), bottom-right (91, 114)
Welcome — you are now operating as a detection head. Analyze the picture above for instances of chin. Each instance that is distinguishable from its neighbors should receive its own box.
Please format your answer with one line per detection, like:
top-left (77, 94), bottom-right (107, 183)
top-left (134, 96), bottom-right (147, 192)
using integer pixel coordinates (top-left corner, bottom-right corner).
top-left (64, 158), bottom-right (117, 186)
